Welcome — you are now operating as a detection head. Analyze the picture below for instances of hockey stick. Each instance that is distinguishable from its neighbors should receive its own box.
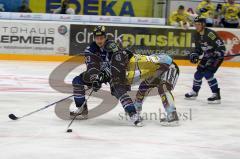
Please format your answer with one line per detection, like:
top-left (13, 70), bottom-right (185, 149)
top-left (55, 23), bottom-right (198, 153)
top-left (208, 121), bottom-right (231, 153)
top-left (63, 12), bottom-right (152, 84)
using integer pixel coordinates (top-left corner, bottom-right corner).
top-left (8, 95), bottom-right (74, 120)
top-left (224, 54), bottom-right (240, 58)
top-left (66, 89), bottom-right (94, 133)
top-left (201, 54), bottom-right (240, 60)
top-left (8, 87), bottom-right (92, 120)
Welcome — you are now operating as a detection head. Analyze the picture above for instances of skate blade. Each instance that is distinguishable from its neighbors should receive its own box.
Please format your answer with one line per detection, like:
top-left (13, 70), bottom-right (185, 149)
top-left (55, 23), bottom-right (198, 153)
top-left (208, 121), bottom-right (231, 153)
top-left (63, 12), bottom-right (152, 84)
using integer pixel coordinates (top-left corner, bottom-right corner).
top-left (70, 114), bottom-right (88, 120)
top-left (184, 97), bottom-right (197, 100)
top-left (208, 100), bottom-right (221, 104)
top-left (160, 120), bottom-right (180, 127)
top-left (134, 122), bottom-right (144, 127)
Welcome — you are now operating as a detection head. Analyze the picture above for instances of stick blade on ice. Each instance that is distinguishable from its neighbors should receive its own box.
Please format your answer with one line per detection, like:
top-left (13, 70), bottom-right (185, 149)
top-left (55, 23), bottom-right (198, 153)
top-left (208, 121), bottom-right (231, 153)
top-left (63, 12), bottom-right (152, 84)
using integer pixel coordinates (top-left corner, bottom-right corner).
top-left (8, 114), bottom-right (18, 120)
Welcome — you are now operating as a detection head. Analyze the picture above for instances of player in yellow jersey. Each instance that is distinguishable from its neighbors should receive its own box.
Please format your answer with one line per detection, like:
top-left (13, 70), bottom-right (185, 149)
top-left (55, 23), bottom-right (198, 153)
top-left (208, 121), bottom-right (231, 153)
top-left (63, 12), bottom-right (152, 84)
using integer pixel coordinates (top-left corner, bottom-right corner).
top-left (220, 0), bottom-right (240, 28)
top-left (169, 5), bottom-right (192, 29)
top-left (110, 51), bottom-right (180, 125)
top-left (196, 0), bottom-right (215, 26)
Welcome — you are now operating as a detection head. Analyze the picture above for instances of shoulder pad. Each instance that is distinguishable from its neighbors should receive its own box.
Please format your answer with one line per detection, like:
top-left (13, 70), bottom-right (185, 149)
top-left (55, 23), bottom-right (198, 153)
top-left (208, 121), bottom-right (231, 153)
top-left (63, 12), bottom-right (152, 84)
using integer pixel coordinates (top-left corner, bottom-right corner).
top-left (104, 40), bottom-right (119, 53)
top-left (207, 30), bottom-right (216, 40)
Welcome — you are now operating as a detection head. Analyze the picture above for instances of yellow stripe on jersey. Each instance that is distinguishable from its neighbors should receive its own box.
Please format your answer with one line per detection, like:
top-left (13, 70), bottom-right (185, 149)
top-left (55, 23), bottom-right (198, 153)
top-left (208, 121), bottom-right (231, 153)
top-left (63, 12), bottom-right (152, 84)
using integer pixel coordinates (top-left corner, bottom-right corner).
top-left (127, 55), bottom-right (137, 84)
top-left (127, 55), bottom-right (162, 84)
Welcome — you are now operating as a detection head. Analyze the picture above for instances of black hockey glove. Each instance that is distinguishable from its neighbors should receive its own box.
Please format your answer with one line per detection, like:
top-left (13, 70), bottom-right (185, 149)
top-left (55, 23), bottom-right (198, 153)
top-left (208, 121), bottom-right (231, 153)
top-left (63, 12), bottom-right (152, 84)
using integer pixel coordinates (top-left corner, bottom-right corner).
top-left (189, 53), bottom-right (199, 64)
top-left (92, 80), bottom-right (101, 92)
top-left (92, 72), bottom-right (109, 92)
top-left (92, 74), bottom-right (103, 92)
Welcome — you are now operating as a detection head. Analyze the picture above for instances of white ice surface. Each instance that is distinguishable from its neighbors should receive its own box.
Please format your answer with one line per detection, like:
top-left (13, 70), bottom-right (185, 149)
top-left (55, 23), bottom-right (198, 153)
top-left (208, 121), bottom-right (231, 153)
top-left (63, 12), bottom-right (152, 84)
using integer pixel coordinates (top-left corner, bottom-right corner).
top-left (0, 61), bottom-right (240, 159)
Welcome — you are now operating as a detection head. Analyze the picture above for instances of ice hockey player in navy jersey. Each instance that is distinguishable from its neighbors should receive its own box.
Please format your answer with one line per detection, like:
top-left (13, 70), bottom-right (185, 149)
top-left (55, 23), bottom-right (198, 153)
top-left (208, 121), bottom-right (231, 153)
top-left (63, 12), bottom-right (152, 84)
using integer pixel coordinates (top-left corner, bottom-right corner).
top-left (71, 26), bottom-right (142, 126)
top-left (185, 16), bottom-right (226, 104)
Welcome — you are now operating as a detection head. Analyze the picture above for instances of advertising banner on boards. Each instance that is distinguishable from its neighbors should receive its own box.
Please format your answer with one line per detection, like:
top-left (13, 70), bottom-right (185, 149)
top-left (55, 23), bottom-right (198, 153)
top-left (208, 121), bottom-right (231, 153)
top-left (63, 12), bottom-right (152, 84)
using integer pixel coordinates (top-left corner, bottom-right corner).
top-left (0, 21), bottom-right (70, 55)
top-left (29, 0), bottom-right (153, 17)
top-left (69, 24), bottom-right (194, 59)
top-left (69, 24), bottom-right (240, 61)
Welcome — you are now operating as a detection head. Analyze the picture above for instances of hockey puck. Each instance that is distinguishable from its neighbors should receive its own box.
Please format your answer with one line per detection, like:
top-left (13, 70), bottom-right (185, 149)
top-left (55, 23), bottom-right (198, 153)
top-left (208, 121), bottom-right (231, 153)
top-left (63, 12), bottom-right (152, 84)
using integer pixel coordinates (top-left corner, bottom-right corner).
top-left (67, 129), bottom-right (72, 133)
top-left (9, 114), bottom-right (18, 120)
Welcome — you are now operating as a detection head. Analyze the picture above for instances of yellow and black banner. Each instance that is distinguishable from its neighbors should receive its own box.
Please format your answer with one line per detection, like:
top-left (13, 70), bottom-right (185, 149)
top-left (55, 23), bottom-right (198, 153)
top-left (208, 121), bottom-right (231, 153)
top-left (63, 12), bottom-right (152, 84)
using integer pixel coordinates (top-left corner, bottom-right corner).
top-left (29, 0), bottom-right (153, 17)
top-left (69, 24), bottom-right (195, 59)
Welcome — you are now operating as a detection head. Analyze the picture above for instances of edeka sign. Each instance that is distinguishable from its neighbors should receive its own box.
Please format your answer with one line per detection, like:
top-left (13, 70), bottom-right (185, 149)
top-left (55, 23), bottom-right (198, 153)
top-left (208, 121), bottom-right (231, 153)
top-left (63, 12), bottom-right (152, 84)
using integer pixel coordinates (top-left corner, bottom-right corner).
top-left (0, 0), bottom-right (26, 12)
top-left (69, 24), bottom-right (194, 59)
top-left (29, 0), bottom-right (153, 17)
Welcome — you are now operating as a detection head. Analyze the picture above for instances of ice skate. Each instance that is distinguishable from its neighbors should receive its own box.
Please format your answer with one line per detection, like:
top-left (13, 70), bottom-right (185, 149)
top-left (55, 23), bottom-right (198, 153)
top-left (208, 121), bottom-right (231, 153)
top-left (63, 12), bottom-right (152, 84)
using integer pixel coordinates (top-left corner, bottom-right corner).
top-left (70, 104), bottom-right (88, 120)
top-left (185, 90), bottom-right (198, 100)
top-left (208, 89), bottom-right (221, 104)
top-left (160, 111), bottom-right (179, 127)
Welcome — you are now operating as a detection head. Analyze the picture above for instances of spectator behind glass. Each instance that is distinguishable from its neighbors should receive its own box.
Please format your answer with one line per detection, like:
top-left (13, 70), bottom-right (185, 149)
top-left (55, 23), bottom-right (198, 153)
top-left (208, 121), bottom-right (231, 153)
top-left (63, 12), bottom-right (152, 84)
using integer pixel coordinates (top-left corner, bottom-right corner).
top-left (196, 0), bottom-right (215, 27)
top-left (220, 0), bottom-right (240, 28)
top-left (54, 0), bottom-right (75, 15)
top-left (18, 0), bottom-right (32, 13)
top-left (0, 4), bottom-right (5, 12)
top-left (169, 5), bottom-right (192, 29)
